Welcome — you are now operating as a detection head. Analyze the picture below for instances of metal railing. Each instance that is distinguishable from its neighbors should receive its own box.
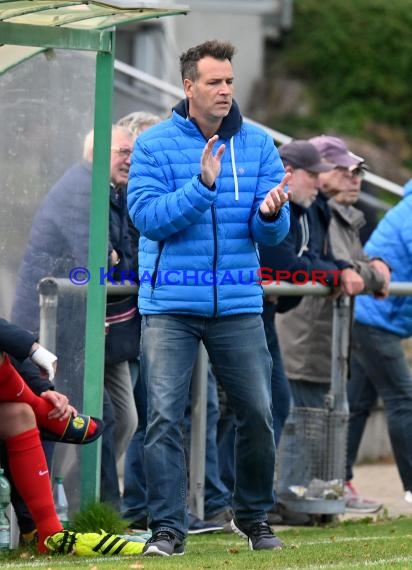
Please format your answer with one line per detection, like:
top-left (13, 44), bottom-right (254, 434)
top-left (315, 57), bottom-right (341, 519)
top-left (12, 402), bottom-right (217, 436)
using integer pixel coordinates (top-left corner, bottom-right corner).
top-left (114, 59), bottom-right (404, 208)
top-left (38, 278), bottom-right (412, 515)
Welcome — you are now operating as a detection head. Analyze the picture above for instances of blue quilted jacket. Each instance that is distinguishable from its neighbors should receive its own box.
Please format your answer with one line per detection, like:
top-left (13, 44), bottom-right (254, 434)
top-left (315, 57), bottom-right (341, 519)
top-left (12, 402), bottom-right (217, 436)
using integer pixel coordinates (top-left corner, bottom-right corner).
top-left (354, 179), bottom-right (412, 337)
top-left (127, 99), bottom-right (290, 317)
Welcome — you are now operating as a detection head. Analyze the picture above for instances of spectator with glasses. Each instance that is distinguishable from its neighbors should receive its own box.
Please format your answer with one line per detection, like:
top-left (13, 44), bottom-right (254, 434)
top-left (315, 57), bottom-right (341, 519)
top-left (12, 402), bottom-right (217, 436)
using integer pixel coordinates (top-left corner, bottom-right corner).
top-left (276, 135), bottom-right (390, 515)
top-left (12, 125), bottom-right (138, 511)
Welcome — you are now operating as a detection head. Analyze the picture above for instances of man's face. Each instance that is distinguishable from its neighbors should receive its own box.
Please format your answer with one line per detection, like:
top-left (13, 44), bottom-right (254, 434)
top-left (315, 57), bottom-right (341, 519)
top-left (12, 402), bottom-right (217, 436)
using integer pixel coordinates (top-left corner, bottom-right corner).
top-left (110, 130), bottom-right (133, 187)
top-left (289, 168), bottom-right (319, 208)
top-left (333, 167), bottom-right (364, 205)
top-left (317, 166), bottom-right (362, 202)
top-left (184, 56), bottom-right (234, 123)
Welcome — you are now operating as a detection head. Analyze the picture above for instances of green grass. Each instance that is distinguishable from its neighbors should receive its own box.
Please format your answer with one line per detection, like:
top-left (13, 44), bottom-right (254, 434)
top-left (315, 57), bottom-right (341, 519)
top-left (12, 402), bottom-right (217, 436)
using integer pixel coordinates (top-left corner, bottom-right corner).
top-left (1, 516), bottom-right (412, 569)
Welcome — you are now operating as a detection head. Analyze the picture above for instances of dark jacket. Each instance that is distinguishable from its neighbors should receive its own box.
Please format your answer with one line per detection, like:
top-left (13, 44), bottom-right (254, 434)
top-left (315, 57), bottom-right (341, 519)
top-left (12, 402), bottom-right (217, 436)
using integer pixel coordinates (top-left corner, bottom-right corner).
top-left (259, 195), bottom-right (352, 313)
top-left (276, 195), bottom-right (385, 385)
top-left (0, 318), bottom-right (53, 394)
top-left (12, 161), bottom-right (136, 335)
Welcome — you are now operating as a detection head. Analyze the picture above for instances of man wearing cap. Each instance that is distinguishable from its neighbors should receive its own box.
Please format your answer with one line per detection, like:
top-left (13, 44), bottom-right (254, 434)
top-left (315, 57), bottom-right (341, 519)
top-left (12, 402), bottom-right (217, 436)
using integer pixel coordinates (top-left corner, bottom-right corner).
top-left (259, 140), bottom-right (364, 316)
top-left (276, 135), bottom-right (390, 515)
top-left (259, 140), bottom-right (363, 438)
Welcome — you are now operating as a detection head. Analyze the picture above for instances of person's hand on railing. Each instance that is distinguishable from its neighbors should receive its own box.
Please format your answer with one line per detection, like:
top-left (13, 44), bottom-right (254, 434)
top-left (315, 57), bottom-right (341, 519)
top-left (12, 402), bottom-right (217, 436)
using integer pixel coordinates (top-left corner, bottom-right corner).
top-left (369, 258), bottom-right (391, 299)
top-left (340, 268), bottom-right (365, 296)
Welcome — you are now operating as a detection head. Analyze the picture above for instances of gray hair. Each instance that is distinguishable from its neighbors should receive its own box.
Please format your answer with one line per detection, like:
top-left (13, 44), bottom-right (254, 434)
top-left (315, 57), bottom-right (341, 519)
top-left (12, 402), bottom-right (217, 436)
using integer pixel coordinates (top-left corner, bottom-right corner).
top-left (82, 124), bottom-right (131, 161)
top-left (117, 111), bottom-right (161, 139)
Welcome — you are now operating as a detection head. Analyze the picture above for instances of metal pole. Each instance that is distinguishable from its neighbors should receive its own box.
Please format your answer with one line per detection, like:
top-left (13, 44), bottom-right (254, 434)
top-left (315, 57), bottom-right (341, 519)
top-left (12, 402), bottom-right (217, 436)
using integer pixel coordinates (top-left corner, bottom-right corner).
top-left (328, 296), bottom-right (351, 413)
top-left (189, 342), bottom-right (209, 519)
top-left (38, 278), bottom-right (59, 353)
top-left (80, 30), bottom-right (116, 506)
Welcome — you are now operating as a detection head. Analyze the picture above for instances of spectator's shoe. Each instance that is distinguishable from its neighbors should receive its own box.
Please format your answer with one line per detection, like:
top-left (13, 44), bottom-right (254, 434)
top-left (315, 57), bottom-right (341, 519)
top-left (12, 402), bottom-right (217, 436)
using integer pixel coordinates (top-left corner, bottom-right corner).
top-left (231, 518), bottom-right (283, 550)
top-left (44, 529), bottom-right (144, 556)
top-left (268, 503), bottom-right (312, 526)
top-left (404, 491), bottom-right (412, 504)
top-left (20, 529), bottom-right (38, 547)
top-left (205, 506), bottom-right (234, 532)
top-left (127, 516), bottom-right (148, 532)
top-left (188, 513), bottom-right (223, 534)
top-left (142, 530), bottom-right (184, 557)
top-left (344, 481), bottom-right (383, 514)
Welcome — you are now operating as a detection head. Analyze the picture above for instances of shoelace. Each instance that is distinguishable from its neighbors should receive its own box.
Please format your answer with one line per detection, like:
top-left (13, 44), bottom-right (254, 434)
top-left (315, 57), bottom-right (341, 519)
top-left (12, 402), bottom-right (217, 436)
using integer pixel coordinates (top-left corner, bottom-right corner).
top-left (248, 521), bottom-right (274, 538)
top-left (148, 530), bottom-right (176, 544)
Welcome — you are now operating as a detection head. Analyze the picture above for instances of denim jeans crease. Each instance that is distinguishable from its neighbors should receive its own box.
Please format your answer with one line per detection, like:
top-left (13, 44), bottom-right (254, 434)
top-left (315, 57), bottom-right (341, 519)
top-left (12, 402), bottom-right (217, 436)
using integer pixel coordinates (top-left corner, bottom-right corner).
top-left (141, 313), bottom-right (276, 539)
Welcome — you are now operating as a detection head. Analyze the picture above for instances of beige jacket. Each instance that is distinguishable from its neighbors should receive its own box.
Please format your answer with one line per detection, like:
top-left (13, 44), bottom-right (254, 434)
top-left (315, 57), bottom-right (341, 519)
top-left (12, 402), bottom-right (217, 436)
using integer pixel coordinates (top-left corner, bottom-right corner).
top-left (276, 200), bottom-right (386, 384)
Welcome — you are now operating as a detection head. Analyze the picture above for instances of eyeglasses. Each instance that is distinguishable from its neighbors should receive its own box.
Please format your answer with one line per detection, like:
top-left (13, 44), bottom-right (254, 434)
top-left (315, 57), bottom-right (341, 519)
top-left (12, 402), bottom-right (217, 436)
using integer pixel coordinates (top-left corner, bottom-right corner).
top-left (335, 166), bottom-right (366, 179)
top-left (111, 147), bottom-right (132, 158)
top-left (350, 166), bottom-right (367, 179)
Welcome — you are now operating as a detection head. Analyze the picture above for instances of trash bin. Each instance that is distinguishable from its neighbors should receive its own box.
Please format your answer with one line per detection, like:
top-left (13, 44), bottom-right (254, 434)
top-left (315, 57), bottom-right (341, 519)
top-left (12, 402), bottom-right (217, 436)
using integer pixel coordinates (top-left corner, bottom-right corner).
top-left (277, 406), bottom-right (348, 515)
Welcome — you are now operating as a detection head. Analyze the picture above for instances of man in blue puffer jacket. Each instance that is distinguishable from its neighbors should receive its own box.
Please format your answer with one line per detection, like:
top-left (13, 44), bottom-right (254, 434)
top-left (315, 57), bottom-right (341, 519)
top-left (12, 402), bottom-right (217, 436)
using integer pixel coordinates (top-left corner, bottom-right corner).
top-left (346, 178), bottom-right (412, 505)
top-left (128, 40), bottom-right (290, 555)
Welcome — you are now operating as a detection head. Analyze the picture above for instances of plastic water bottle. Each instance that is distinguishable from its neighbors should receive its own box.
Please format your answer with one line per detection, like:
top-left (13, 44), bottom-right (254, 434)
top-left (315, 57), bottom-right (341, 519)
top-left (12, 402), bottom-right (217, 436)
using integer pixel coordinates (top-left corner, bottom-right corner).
top-left (53, 476), bottom-right (69, 530)
top-left (0, 468), bottom-right (11, 550)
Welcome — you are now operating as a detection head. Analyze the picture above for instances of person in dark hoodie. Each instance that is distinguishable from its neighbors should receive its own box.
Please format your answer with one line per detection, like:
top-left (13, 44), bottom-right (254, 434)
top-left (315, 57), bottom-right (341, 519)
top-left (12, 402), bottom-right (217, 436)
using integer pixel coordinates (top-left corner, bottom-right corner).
top-left (127, 40), bottom-right (290, 556)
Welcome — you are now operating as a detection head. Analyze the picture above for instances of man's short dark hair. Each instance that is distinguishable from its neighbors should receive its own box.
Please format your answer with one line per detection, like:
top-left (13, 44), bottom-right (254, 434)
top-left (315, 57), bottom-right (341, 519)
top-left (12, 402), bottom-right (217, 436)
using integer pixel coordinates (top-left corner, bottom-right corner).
top-left (179, 40), bottom-right (236, 81)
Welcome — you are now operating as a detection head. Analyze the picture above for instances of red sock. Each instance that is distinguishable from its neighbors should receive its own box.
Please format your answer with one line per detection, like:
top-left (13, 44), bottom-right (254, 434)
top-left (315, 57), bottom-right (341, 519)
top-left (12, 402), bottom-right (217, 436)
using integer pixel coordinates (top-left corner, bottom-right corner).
top-left (6, 428), bottom-right (63, 552)
top-left (0, 355), bottom-right (96, 438)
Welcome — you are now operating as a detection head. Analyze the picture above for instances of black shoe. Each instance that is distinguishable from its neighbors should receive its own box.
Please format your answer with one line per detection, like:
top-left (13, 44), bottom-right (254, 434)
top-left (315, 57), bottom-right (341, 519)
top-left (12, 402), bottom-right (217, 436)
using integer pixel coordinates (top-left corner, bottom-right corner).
top-left (143, 530), bottom-right (185, 557)
top-left (231, 518), bottom-right (283, 550)
top-left (188, 513), bottom-right (223, 534)
top-left (205, 506), bottom-right (234, 532)
top-left (272, 503), bottom-right (312, 526)
top-left (127, 516), bottom-right (148, 531)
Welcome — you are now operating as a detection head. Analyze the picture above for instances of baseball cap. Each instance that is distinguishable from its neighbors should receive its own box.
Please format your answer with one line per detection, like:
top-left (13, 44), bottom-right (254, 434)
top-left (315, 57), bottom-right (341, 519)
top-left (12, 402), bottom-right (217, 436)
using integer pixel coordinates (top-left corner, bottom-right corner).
top-left (279, 140), bottom-right (334, 174)
top-left (309, 135), bottom-right (364, 169)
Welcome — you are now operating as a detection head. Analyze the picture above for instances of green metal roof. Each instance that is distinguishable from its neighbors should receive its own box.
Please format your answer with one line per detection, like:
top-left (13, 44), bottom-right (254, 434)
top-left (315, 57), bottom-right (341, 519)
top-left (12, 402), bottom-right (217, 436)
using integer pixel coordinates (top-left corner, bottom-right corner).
top-left (0, 0), bottom-right (188, 71)
top-left (0, 0), bottom-right (188, 30)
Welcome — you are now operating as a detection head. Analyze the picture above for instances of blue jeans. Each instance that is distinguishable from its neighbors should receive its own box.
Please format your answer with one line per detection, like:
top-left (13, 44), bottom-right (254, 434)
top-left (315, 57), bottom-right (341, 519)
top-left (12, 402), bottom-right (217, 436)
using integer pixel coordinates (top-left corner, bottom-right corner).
top-left (262, 302), bottom-right (291, 445)
top-left (122, 360), bottom-right (148, 522)
top-left (141, 313), bottom-right (275, 539)
top-left (217, 304), bottom-right (291, 495)
top-left (346, 322), bottom-right (412, 491)
top-left (123, 360), bottom-right (232, 522)
top-left (100, 387), bottom-right (121, 510)
top-left (289, 379), bottom-right (329, 409)
top-left (185, 366), bottom-right (232, 518)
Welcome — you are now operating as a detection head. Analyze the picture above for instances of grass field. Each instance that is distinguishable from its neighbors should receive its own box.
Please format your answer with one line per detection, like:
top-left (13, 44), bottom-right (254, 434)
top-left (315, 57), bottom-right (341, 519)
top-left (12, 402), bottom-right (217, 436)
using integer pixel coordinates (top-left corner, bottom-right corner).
top-left (1, 516), bottom-right (412, 569)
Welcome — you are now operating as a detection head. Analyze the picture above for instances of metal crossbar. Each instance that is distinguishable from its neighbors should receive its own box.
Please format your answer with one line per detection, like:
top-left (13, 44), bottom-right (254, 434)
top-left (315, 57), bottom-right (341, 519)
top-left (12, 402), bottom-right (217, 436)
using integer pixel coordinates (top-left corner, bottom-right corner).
top-left (38, 278), bottom-right (412, 514)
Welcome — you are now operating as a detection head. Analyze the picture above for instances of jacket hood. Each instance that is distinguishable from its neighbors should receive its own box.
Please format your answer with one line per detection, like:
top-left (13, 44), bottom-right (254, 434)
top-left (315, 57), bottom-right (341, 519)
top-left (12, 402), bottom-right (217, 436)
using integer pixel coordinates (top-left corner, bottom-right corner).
top-left (172, 98), bottom-right (243, 140)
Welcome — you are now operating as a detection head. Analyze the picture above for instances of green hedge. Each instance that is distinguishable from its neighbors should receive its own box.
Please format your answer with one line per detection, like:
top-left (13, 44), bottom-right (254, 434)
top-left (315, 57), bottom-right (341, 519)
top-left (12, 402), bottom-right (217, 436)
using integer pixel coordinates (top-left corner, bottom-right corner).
top-left (268, 0), bottom-right (412, 149)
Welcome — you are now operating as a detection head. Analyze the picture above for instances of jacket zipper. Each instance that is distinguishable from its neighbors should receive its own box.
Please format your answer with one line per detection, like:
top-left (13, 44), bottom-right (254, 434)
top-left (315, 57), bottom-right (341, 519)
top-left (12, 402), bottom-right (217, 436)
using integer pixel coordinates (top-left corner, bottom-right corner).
top-left (212, 205), bottom-right (218, 317)
top-left (151, 241), bottom-right (165, 291)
